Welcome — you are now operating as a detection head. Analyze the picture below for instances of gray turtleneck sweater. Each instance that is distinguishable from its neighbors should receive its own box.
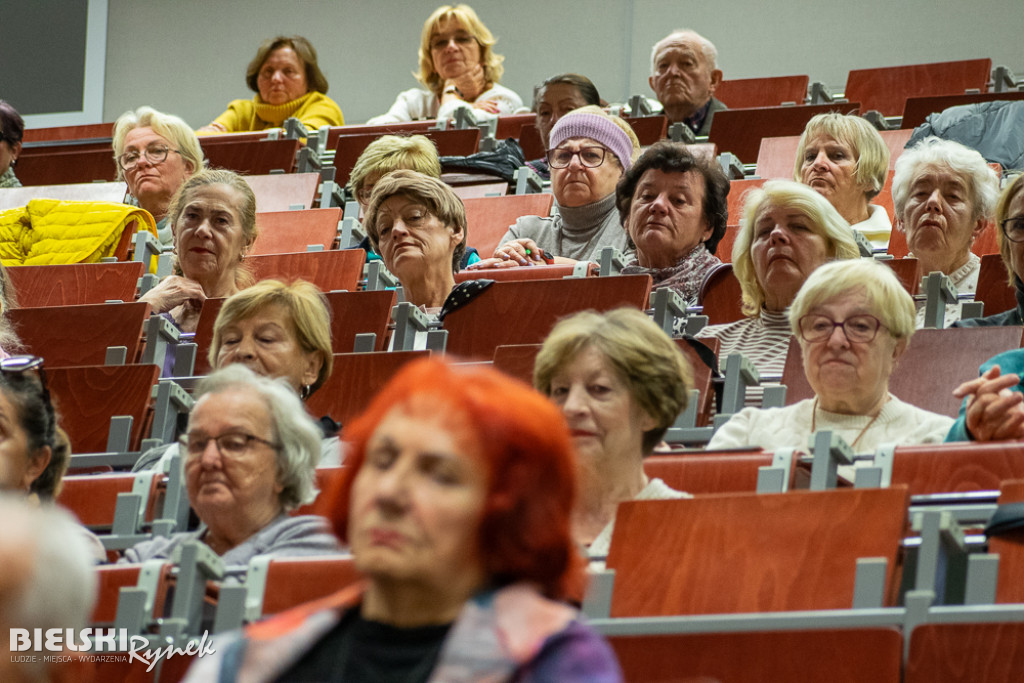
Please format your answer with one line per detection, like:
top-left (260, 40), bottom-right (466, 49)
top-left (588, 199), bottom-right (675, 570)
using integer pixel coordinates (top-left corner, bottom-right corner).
top-left (498, 192), bottom-right (631, 262)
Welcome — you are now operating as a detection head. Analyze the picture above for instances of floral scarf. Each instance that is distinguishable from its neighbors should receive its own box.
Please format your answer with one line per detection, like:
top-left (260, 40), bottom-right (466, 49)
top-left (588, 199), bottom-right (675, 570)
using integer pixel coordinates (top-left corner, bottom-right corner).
top-left (621, 243), bottom-right (721, 305)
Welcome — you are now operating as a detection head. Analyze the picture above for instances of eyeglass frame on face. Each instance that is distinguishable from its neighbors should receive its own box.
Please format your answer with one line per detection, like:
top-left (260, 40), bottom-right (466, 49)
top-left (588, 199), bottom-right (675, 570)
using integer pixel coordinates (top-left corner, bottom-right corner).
top-left (1000, 215), bottom-right (1024, 243)
top-left (118, 144), bottom-right (181, 172)
top-left (180, 431), bottom-right (280, 461)
top-left (798, 313), bottom-right (886, 344)
top-left (0, 355), bottom-right (54, 422)
top-left (547, 146), bottom-right (608, 169)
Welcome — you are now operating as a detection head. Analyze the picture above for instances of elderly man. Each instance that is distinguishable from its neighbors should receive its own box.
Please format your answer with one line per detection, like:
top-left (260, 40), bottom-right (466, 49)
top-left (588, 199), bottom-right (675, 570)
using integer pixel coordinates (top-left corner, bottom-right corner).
top-left (648, 29), bottom-right (725, 135)
top-left (892, 136), bottom-right (999, 327)
top-left (0, 495), bottom-right (97, 683)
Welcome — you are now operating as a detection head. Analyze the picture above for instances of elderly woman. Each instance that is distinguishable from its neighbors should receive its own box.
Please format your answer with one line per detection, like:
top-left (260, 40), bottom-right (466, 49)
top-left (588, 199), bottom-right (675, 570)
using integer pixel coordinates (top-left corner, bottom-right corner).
top-left (470, 107), bottom-right (639, 269)
top-left (526, 73), bottom-right (602, 180)
top-left (0, 100), bottom-right (24, 189)
top-left (138, 168), bottom-right (257, 333)
top-left (617, 141), bottom-right (729, 308)
top-left (113, 106), bottom-right (205, 245)
top-left (122, 365), bottom-right (340, 564)
top-left (795, 112), bottom-right (891, 249)
top-left (957, 174), bottom-right (1024, 326)
top-left (363, 169), bottom-right (467, 311)
top-left (185, 358), bottom-right (621, 682)
top-left (350, 134), bottom-right (442, 215)
top-left (534, 308), bottom-right (693, 558)
top-left (368, 4), bottom-right (521, 125)
top-left (134, 279), bottom-right (340, 472)
top-left (892, 136), bottom-right (999, 327)
top-left (708, 258), bottom-right (954, 452)
top-left (700, 180), bottom-right (860, 388)
top-left (199, 36), bottom-right (343, 134)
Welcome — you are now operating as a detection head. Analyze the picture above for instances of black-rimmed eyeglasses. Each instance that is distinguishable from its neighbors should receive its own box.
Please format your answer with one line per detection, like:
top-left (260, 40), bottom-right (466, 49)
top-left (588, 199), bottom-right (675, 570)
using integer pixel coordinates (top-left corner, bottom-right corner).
top-left (798, 314), bottom-right (885, 344)
top-left (1000, 216), bottom-right (1024, 243)
top-left (547, 146), bottom-right (608, 169)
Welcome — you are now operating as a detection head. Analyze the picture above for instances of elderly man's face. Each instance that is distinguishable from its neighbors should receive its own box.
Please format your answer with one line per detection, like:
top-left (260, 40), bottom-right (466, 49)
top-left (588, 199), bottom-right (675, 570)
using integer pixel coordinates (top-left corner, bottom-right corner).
top-left (649, 37), bottom-right (722, 120)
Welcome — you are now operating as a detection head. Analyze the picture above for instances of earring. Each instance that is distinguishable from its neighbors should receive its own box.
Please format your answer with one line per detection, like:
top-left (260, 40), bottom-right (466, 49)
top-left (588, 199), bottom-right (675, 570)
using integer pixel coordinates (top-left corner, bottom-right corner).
top-left (300, 384), bottom-right (311, 400)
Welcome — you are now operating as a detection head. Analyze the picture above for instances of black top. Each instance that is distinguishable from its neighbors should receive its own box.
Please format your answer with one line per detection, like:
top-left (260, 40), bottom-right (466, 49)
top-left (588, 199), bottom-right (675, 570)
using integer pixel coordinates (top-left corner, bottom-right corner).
top-left (275, 608), bottom-right (453, 683)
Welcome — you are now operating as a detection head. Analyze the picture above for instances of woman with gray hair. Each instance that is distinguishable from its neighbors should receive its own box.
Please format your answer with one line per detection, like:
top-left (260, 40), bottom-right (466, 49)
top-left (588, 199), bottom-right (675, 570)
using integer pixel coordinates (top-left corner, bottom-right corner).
top-left (892, 136), bottom-right (1000, 326)
top-left (699, 180), bottom-right (859, 397)
top-left (121, 364), bottom-right (340, 564)
top-left (533, 308), bottom-right (693, 557)
top-left (708, 258), bottom-right (953, 453)
top-left (113, 106), bottom-right (205, 245)
top-left (362, 169), bottom-right (467, 311)
top-left (795, 112), bottom-right (891, 248)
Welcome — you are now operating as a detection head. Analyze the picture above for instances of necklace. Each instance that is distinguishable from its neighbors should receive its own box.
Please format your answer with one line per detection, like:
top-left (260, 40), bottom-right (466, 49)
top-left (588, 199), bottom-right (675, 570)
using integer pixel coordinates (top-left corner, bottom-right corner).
top-left (810, 395), bottom-right (888, 450)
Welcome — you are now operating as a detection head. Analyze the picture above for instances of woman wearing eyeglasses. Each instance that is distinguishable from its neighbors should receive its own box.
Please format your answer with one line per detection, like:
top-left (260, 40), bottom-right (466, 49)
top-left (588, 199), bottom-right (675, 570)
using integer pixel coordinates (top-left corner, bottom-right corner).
top-left (121, 364), bottom-right (339, 564)
top-left (112, 106), bottom-right (205, 246)
top-left (471, 107), bottom-right (638, 270)
top-left (708, 258), bottom-right (953, 452)
top-left (955, 174), bottom-right (1024, 328)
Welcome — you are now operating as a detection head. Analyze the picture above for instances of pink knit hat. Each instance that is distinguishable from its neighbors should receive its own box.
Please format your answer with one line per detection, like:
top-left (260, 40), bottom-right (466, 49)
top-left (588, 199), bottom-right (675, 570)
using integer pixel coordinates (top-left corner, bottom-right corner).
top-left (549, 112), bottom-right (633, 169)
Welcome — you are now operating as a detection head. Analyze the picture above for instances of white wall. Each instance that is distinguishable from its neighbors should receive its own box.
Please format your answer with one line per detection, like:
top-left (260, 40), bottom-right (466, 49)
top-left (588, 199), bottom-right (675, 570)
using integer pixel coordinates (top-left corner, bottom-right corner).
top-left (103, 0), bottom-right (1023, 127)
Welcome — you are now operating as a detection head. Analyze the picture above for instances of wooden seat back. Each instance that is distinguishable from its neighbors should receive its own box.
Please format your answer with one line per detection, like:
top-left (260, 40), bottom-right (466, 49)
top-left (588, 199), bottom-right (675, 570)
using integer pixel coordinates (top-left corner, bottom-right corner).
top-left (10, 301), bottom-right (150, 366)
top-left (441, 274), bottom-right (652, 360)
top-left (7, 261), bottom-right (144, 307)
top-left (24, 122), bottom-right (115, 143)
top-left (844, 58), bottom-right (992, 117)
top-left (243, 248), bottom-right (365, 292)
top-left (305, 350), bottom-right (430, 425)
top-left (251, 207), bottom-right (340, 255)
top-left (49, 364), bottom-right (161, 453)
top-left (781, 327), bottom-right (1024, 417)
top-left (709, 103), bottom-right (861, 166)
top-left (611, 628), bottom-right (902, 683)
top-left (902, 90), bottom-right (1024, 129)
top-left (975, 253), bottom-right (1016, 319)
top-left (517, 122), bottom-right (545, 160)
top-left (715, 75), bottom-right (810, 108)
top-left (243, 172), bottom-right (321, 212)
top-left (329, 128), bottom-right (481, 187)
top-left (57, 472), bottom-right (162, 530)
top-left (697, 263), bottom-right (745, 325)
top-left (642, 451), bottom-right (778, 494)
top-left (991, 479), bottom-right (1024, 604)
top-left (257, 556), bottom-right (363, 617)
top-left (889, 443), bottom-right (1024, 496)
top-left (15, 148), bottom-right (117, 185)
top-left (622, 115), bottom-right (668, 144)
top-left (906, 621), bottom-right (1024, 683)
top-left (202, 137), bottom-right (301, 175)
top-left (606, 486), bottom-right (908, 616)
top-left (494, 113), bottom-right (536, 139)
top-left (463, 193), bottom-right (554, 257)
top-left (91, 565), bottom-right (141, 625)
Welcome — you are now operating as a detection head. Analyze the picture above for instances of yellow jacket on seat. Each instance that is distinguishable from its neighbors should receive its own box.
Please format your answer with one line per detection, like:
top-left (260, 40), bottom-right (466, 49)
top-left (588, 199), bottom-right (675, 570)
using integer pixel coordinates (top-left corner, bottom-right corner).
top-left (0, 199), bottom-right (157, 267)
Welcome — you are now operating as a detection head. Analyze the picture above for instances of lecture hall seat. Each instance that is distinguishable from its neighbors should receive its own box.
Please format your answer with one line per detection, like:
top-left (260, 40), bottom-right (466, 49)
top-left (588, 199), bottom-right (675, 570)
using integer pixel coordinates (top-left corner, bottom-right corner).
top-left (844, 58), bottom-right (993, 117)
top-left (250, 207), bottom-right (341, 255)
top-left (714, 74), bottom-right (810, 108)
top-left (462, 193), bottom-right (554, 258)
top-left (7, 261), bottom-right (145, 307)
top-left (990, 479), bottom-right (1024, 604)
top-left (10, 301), bottom-right (151, 366)
top-left (304, 350), bottom-right (430, 425)
top-left (605, 486), bottom-right (908, 616)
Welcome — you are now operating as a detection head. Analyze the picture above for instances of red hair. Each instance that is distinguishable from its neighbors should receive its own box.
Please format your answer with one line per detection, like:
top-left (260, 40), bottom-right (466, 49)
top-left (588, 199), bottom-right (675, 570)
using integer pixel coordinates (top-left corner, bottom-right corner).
top-left (319, 357), bottom-right (584, 601)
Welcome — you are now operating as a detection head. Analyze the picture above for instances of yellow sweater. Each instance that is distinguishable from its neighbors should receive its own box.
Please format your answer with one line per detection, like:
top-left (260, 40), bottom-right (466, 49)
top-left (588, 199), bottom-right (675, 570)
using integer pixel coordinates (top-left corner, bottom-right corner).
top-left (0, 200), bottom-right (157, 267)
top-left (210, 91), bottom-right (344, 132)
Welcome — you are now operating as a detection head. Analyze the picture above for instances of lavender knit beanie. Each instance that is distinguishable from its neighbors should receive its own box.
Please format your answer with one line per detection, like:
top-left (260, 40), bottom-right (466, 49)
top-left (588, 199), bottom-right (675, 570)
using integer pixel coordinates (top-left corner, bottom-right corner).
top-left (549, 113), bottom-right (634, 169)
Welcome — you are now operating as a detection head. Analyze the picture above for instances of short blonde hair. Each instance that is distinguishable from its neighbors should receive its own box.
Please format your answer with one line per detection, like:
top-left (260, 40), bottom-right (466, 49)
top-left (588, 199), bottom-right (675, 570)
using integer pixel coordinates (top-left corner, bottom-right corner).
top-left (533, 308), bottom-right (692, 455)
top-left (794, 113), bottom-right (890, 200)
top-left (348, 135), bottom-right (441, 200)
top-left (789, 258), bottom-right (916, 343)
top-left (417, 5), bottom-right (505, 96)
top-left (995, 173), bottom-right (1024, 286)
top-left (362, 169), bottom-right (468, 272)
top-left (733, 180), bottom-right (860, 317)
top-left (210, 279), bottom-right (334, 394)
top-left (112, 106), bottom-right (205, 182)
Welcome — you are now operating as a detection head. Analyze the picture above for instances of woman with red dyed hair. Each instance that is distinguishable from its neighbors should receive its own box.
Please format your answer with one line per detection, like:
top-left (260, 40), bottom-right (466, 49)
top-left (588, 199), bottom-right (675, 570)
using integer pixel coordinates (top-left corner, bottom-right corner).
top-left (185, 357), bottom-right (622, 682)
